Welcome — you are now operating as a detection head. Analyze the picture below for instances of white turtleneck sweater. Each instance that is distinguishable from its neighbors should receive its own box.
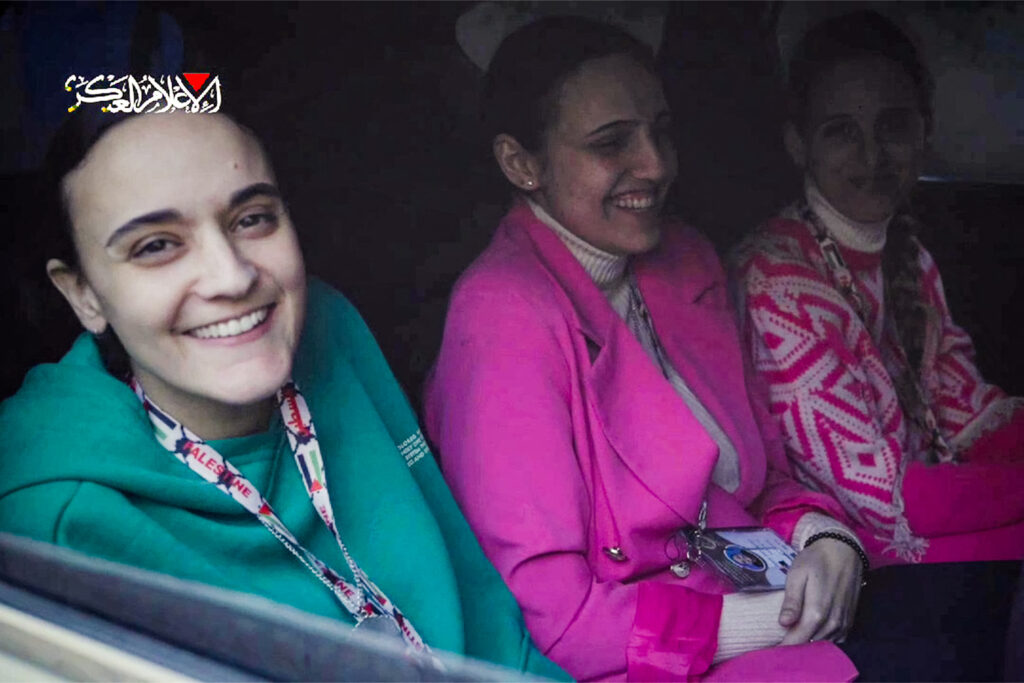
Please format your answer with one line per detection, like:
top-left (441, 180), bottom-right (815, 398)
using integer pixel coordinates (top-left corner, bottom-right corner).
top-left (804, 178), bottom-right (895, 343)
top-left (805, 179), bottom-right (890, 254)
top-left (527, 199), bottom-right (864, 661)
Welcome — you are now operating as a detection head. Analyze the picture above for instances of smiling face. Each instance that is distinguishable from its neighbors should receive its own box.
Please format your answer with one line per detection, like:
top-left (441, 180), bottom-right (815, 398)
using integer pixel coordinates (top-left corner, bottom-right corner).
top-left (524, 54), bottom-right (677, 255)
top-left (788, 56), bottom-right (926, 222)
top-left (52, 113), bottom-right (306, 438)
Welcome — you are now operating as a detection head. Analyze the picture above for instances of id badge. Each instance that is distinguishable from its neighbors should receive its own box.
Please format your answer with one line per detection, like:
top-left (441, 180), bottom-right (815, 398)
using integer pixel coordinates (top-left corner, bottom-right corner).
top-left (686, 527), bottom-right (796, 592)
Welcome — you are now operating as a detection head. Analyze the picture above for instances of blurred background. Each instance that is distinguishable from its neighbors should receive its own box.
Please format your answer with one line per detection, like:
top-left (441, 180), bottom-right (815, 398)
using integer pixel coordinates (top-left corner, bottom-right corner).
top-left (1, 1), bottom-right (1022, 408)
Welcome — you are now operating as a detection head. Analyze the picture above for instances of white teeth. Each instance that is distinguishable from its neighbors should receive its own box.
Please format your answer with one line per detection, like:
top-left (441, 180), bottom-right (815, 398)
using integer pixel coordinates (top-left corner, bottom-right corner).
top-left (613, 195), bottom-right (656, 210)
top-left (190, 307), bottom-right (269, 339)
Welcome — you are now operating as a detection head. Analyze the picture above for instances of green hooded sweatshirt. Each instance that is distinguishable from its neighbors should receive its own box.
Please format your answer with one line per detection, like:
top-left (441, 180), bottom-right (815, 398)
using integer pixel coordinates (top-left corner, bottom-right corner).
top-left (0, 278), bottom-right (567, 679)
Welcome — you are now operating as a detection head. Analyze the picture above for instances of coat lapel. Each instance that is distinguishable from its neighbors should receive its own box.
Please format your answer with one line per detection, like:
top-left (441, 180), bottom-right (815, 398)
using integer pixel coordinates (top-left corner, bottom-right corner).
top-left (635, 230), bottom-right (768, 503)
top-left (508, 203), bottom-right (722, 523)
top-left (587, 324), bottom-right (718, 522)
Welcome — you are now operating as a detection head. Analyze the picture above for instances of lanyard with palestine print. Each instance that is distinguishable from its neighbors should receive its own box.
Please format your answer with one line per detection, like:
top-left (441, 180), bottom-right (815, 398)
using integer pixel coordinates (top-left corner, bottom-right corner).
top-left (131, 377), bottom-right (432, 655)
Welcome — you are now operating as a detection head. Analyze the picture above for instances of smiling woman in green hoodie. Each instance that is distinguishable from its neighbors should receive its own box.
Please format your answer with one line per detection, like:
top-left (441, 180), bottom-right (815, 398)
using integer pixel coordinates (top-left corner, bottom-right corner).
top-left (0, 109), bottom-right (565, 679)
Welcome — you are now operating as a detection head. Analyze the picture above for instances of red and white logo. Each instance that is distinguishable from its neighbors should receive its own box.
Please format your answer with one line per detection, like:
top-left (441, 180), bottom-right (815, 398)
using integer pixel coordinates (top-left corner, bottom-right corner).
top-left (65, 73), bottom-right (222, 114)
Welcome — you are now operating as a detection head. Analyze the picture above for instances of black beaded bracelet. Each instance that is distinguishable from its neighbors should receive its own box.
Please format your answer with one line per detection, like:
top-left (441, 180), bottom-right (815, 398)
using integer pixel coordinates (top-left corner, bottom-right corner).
top-left (805, 531), bottom-right (870, 586)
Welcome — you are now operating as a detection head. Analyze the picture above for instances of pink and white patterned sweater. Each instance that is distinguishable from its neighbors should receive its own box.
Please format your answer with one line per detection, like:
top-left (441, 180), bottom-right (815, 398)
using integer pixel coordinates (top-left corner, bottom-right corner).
top-left (732, 204), bottom-right (1024, 564)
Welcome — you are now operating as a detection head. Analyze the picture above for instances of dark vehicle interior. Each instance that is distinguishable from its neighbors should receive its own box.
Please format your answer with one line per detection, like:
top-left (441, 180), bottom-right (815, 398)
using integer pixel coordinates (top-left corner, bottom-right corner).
top-left (1, 1), bottom-right (1022, 677)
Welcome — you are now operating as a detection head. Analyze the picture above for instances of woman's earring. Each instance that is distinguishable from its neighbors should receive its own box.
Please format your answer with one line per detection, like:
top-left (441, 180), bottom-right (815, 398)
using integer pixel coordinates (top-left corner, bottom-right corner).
top-left (525, 179), bottom-right (534, 188)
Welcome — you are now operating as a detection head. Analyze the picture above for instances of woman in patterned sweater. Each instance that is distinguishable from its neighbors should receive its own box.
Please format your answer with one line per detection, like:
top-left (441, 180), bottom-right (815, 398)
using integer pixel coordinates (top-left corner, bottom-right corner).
top-left (733, 11), bottom-right (1024, 565)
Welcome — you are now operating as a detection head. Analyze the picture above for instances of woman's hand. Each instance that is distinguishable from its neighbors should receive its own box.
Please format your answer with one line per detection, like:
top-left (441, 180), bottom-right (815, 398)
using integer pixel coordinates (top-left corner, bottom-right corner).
top-left (778, 538), bottom-right (862, 644)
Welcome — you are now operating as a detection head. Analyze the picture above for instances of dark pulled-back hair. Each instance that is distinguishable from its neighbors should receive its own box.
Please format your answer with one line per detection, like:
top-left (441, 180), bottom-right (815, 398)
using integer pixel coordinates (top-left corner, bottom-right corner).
top-left (37, 108), bottom-right (141, 379)
top-left (41, 108), bottom-right (139, 272)
top-left (789, 11), bottom-right (936, 447)
top-left (787, 10), bottom-right (934, 137)
top-left (482, 15), bottom-right (655, 153)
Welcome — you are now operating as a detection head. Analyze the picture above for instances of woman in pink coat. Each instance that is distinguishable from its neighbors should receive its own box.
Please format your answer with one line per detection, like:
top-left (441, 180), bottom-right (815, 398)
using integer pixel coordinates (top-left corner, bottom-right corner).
top-left (425, 17), bottom-right (865, 681)
top-left (427, 14), bottom-right (1023, 681)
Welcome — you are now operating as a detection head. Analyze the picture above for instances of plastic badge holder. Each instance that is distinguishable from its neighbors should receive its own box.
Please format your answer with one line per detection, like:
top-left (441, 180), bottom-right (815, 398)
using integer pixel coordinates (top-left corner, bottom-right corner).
top-left (690, 527), bottom-right (796, 592)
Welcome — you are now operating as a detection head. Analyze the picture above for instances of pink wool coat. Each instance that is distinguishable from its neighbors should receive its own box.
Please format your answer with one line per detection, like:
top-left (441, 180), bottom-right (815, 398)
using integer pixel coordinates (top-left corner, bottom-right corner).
top-left (424, 203), bottom-right (857, 681)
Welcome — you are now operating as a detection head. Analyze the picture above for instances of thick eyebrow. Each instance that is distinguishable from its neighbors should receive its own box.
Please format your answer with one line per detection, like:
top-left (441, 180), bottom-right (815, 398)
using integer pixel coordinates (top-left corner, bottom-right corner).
top-left (105, 209), bottom-right (182, 248)
top-left (228, 182), bottom-right (281, 208)
top-left (585, 110), bottom-right (673, 138)
top-left (104, 183), bottom-right (282, 249)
